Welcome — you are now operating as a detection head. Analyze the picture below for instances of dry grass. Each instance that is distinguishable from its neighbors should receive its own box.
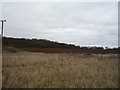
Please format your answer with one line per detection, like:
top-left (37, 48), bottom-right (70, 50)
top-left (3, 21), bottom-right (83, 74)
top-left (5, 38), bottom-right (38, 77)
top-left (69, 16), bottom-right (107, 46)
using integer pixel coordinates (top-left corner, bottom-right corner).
top-left (2, 52), bottom-right (118, 88)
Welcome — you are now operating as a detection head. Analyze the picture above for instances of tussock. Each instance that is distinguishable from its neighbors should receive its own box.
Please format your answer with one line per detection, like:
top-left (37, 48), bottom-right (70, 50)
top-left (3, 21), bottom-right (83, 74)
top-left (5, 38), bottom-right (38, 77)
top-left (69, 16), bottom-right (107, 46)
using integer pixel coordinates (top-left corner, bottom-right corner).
top-left (2, 52), bottom-right (118, 88)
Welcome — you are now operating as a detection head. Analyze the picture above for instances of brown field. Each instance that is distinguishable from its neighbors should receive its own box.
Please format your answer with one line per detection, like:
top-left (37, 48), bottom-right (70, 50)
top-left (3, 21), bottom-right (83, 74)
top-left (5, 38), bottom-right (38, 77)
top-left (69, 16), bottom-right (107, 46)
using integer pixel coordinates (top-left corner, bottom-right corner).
top-left (22, 48), bottom-right (118, 54)
top-left (2, 52), bottom-right (118, 88)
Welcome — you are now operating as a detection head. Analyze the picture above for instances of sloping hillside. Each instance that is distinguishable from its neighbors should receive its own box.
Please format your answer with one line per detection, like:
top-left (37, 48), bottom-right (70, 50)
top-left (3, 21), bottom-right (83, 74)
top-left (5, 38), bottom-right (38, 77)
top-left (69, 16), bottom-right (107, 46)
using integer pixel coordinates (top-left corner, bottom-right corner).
top-left (2, 37), bottom-right (118, 54)
top-left (3, 37), bottom-right (80, 49)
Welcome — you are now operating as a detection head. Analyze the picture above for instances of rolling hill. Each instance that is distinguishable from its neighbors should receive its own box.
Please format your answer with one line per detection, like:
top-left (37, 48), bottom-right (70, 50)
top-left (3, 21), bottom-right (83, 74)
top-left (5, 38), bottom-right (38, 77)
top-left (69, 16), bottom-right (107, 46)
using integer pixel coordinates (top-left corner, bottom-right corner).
top-left (2, 37), bottom-right (118, 54)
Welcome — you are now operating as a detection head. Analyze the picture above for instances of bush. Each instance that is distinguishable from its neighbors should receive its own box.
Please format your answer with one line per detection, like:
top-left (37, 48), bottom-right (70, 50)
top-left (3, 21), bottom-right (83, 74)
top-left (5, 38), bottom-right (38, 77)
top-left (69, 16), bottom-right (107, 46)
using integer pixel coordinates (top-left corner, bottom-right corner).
top-left (2, 46), bottom-right (19, 53)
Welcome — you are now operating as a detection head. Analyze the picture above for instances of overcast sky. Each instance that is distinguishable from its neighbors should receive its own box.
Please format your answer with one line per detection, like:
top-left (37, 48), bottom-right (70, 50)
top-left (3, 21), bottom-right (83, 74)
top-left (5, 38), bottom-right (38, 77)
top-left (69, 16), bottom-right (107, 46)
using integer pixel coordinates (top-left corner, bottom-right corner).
top-left (1, 2), bottom-right (118, 48)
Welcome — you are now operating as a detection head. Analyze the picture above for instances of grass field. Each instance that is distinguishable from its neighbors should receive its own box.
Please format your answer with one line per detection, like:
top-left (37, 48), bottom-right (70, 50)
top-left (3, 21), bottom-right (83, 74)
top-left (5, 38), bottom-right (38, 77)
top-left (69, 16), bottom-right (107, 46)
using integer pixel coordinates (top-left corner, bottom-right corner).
top-left (2, 52), bottom-right (118, 88)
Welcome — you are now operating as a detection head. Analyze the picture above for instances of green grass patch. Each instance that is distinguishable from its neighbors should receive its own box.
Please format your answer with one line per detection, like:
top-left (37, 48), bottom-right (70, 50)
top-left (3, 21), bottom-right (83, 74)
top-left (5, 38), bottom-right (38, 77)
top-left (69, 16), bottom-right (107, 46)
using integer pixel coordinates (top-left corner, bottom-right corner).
top-left (2, 46), bottom-right (23, 53)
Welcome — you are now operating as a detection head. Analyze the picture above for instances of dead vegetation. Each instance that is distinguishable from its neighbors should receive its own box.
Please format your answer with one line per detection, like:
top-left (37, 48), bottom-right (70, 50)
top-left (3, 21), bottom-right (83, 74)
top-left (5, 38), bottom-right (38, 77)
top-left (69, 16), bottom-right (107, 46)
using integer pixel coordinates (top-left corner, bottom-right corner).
top-left (2, 52), bottom-right (118, 88)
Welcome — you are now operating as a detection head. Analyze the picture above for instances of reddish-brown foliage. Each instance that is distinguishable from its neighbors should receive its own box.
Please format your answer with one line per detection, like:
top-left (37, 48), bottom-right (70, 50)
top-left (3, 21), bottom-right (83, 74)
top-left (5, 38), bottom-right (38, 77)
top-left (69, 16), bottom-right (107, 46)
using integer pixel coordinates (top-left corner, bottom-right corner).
top-left (22, 48), bottom-right (118, 54)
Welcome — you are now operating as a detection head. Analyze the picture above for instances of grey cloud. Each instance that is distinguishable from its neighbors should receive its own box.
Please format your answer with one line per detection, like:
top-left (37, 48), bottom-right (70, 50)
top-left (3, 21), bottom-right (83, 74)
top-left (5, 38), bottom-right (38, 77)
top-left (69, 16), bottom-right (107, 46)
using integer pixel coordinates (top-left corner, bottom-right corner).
top-left (1, 2), bottom-right (118, 48)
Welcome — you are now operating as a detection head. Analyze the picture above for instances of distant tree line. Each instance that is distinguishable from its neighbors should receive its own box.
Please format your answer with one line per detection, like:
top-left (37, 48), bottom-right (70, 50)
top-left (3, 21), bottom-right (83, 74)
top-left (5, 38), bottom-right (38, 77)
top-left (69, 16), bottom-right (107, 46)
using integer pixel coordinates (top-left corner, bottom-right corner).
top-left (2, 37), bottom-right (119, 50)
top-left (3, 37), bottom-right (80, 49)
